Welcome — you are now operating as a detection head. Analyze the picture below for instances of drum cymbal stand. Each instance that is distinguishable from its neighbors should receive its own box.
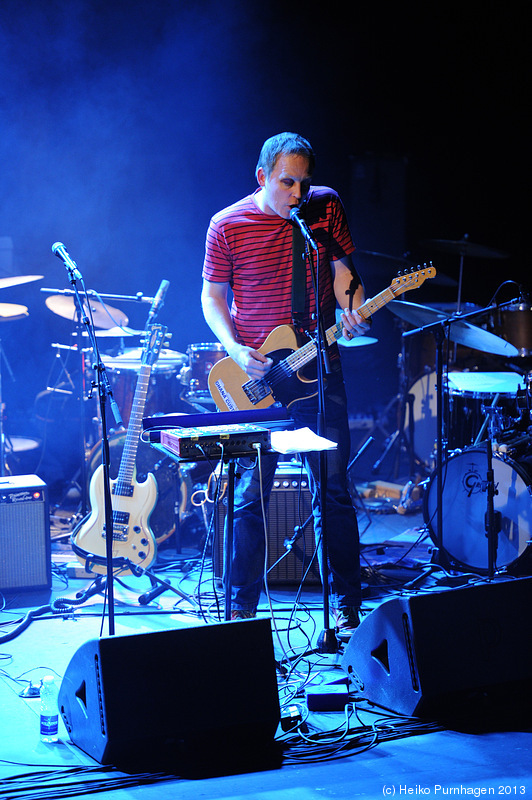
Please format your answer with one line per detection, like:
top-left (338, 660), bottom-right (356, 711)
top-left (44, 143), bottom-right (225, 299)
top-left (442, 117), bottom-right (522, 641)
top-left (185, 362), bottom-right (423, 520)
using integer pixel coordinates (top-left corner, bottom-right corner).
top-left (482, 408), bottom-right (501, 579)
top-left (0, 337), bottom-right (16, 476)
top-left (370, 325), bottom-right (424, 480)
top-left (402, 318), bottom-right (451, 570)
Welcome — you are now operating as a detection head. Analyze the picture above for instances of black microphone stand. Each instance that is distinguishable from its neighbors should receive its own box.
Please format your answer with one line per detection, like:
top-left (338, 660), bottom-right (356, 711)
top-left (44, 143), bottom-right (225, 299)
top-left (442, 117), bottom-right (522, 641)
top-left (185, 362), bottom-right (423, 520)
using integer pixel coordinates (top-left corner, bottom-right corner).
top-left (54, 250), bottom-right (123, 636)
top-left (301, 238), bottom-right (338, 654)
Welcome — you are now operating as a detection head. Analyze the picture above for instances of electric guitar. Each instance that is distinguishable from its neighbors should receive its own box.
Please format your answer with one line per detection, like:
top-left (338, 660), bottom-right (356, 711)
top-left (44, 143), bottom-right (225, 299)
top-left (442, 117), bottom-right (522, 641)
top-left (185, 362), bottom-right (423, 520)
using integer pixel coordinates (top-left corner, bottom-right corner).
top-left (71, 324), bottom-right (168, 575)
top-left (208, 265), bottom-right (436, 412)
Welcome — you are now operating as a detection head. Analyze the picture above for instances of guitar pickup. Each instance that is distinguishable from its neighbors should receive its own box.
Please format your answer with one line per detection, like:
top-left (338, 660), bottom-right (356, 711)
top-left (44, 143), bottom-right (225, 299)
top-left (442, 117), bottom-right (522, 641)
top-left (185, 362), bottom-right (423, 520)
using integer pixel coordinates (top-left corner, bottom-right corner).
top-left (243, 379), bottom-right (273, 405)
top-left (102, 523), bottom-right (129, 542)
top-left (112, 484), bottom-right (134, 497)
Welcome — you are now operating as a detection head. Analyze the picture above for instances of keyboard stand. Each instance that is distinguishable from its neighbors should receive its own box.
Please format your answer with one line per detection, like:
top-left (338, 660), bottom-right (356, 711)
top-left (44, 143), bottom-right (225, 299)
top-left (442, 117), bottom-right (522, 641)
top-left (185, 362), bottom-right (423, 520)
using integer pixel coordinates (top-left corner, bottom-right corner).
top-left (149, 442), bottom-right (241, 621)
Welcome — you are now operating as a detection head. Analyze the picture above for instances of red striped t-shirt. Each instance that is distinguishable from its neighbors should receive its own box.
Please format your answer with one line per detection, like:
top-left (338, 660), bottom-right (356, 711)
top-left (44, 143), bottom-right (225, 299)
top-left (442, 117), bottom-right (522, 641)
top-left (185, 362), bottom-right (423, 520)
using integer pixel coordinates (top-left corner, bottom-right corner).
top-left (202, 186), bottom-right (355, 350)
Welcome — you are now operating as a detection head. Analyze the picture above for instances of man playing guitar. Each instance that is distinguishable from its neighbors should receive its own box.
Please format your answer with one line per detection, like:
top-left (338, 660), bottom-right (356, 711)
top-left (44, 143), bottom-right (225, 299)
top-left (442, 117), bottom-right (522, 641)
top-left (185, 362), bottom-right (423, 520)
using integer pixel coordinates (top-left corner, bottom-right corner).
top-left (201, 132), bottom-right (370, 638)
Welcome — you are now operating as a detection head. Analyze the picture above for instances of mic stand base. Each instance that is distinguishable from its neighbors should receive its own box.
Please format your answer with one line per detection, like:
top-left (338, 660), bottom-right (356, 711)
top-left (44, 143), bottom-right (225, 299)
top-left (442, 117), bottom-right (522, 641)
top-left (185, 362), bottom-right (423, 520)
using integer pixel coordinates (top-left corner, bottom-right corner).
top-left (316, 627), bottom-right (339, 654)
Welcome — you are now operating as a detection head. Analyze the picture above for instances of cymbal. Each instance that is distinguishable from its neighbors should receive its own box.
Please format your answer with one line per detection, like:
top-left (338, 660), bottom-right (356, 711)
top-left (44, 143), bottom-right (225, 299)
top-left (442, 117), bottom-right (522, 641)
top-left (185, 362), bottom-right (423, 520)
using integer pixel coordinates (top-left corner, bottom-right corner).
top-left (45, 295), bottom-right (128, 329)
top-left (0, 274), bottom-right (43, 289)
top-left (420, 238), bottom-right (509, 259)
top-left (0, 302), bottom-right (29, 321)
top-left (82, 326), bottom-right (144, 337)
top-left (388, 300), bottom-right (519, 357)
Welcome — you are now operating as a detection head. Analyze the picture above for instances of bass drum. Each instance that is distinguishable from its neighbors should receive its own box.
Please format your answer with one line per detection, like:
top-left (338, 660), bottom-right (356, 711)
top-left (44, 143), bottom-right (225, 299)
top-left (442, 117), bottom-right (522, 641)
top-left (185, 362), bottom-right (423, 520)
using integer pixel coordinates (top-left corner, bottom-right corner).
top-left (423, 444), bottom-right (532, 573)
top-left (405, 370), bottom-right (437, 466)
top-left (87, 432), bottom-right (193, 547)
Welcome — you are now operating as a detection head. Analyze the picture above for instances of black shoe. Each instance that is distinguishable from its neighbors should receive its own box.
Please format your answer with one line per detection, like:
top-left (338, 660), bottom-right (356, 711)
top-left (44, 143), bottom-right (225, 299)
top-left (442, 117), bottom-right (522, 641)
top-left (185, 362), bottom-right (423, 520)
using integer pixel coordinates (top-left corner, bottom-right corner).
top-left (231, 609), bottom-right (257, 620)
top-left (332, 606), bottom-right (360, 641)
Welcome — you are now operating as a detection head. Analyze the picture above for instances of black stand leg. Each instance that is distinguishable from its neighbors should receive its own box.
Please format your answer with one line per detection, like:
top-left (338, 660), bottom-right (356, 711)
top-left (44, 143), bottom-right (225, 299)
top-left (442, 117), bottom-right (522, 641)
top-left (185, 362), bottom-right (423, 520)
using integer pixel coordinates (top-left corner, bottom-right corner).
top-left (223, 460), bottom-right (236, 621)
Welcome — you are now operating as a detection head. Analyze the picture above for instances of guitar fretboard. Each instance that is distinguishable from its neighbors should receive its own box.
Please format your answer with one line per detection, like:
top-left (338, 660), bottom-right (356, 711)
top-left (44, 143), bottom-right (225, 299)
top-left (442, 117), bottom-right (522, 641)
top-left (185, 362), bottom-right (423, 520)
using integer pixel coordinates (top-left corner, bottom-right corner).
top-left (114, 365), bottom-right (151, 492)
top-left (284, 284), bottom-right (401, 374)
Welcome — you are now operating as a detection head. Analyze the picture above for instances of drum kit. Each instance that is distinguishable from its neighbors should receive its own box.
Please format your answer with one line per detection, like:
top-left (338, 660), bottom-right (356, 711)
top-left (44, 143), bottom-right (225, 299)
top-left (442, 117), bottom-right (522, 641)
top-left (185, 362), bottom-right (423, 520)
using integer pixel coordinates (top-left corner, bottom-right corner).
top-left (380, 237), bottom-right (532, 576)
top-left (0, 274), bottom-right (45, 476)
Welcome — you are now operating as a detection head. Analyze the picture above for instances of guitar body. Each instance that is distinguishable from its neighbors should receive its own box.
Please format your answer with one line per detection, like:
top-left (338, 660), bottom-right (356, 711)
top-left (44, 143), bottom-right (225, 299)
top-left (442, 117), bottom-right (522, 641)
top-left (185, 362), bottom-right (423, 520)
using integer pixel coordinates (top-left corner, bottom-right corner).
top-left (208, 324), bottom-right (315, 412)
top-left (71, 323), bottom-right (168, 575)
top-left (73, 465), bottom-right (158, 576)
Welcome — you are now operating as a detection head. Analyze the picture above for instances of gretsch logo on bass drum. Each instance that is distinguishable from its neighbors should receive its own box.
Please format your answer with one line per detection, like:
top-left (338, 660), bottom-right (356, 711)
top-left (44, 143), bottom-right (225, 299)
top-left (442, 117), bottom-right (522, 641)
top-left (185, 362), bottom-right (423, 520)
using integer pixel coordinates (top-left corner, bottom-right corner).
top-left (461, 461), bottom-right (497, 497)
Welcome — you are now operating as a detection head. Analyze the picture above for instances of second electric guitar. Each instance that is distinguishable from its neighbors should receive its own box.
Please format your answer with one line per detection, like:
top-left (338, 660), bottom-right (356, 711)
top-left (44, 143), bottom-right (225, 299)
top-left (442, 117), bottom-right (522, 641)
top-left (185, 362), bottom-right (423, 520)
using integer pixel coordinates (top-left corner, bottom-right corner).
top-left (71, 324), bottom-right (168, 575)
top-left (208, 265), bottom-right (436, 412)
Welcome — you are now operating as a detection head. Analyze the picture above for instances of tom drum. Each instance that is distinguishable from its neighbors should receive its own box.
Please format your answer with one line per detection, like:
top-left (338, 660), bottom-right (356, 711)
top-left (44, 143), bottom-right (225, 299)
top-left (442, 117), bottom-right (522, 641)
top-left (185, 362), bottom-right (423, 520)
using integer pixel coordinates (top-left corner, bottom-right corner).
top-left (101, 348), bottom-right (186, 425)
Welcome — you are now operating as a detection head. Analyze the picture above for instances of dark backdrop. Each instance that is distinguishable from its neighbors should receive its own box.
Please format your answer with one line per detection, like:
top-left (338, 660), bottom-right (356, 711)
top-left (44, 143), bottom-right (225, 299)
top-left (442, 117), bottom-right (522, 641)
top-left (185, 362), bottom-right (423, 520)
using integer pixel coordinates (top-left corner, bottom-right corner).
top-left (0, 1), bottom-right (528, 485)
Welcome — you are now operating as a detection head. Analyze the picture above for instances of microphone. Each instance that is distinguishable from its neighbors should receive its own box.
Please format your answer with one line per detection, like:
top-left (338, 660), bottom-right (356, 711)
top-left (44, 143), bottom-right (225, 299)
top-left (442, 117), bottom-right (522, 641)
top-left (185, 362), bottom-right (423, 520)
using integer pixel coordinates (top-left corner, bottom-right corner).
top-left (146, 279), bottom-right (170, 324)
top-left (519, 284), bottom-right (531, 304)
top-left (289, 206), bottom-right (318, 251)
top-left (51, 242), bottom-right (83, 280)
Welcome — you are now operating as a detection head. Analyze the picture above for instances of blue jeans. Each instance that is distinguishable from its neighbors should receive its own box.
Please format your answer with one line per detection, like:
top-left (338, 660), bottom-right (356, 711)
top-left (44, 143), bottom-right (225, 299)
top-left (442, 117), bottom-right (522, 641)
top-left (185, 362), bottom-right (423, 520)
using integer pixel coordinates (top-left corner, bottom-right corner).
top-left (226, 365), bottom-right (361, 612)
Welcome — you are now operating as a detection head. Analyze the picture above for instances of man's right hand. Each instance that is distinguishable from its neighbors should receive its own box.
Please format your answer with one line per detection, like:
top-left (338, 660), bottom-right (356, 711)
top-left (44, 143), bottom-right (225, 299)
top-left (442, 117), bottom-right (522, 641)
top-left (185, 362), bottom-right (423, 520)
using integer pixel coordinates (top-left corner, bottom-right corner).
top-left (227, 343), bottom-right (273, 379)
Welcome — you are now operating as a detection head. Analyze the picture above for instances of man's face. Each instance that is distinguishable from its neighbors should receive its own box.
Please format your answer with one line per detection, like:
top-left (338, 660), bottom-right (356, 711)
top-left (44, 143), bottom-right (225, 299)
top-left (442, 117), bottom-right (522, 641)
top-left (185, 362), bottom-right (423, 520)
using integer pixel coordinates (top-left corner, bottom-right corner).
top-left (256, 153), bottom-right (312, 219)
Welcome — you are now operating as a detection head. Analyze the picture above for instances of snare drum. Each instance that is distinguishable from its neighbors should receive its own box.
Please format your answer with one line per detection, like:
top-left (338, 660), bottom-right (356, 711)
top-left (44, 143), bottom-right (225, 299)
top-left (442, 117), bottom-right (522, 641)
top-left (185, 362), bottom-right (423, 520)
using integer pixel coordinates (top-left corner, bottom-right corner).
top-left (446, 371), bottom-right (521, 446)
top-left (101, 348), bottom-right (186, 425)
top-left (179, 343), bottom-right (226, 399)
top-left (423, 444), bottom-right (532, 573)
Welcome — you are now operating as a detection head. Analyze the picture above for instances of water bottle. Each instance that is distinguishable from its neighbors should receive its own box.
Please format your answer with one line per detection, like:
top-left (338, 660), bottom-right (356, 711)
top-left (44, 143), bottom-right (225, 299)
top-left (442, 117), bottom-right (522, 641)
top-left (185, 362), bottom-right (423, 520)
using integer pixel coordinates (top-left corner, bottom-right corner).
top-left (40, 675), bottom-right (59, 743)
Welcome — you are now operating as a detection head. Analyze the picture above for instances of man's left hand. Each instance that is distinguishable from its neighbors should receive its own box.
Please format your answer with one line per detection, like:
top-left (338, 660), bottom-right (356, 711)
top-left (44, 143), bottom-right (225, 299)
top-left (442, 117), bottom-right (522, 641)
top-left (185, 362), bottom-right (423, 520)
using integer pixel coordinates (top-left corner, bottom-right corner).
top-left (340, 308), bottom-right (371, 341)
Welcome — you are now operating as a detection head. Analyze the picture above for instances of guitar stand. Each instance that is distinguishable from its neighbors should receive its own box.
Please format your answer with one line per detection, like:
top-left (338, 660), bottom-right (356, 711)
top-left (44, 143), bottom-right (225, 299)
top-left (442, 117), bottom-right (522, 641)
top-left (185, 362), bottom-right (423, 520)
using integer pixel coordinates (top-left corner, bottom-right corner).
top-left (73, 561), bottom-right (199, 608)
top-left (127, 560), bottom-right (200, 608)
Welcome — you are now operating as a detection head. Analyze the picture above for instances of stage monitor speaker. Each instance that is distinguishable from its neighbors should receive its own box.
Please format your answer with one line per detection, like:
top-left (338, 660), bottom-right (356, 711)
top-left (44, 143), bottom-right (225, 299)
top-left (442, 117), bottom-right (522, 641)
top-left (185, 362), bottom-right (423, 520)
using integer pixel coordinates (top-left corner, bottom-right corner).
top-left (0, 475), bottom-right (51, 592)
top-left (58, 618), bottom-right (281, 775)
top-left (342, 577), bottom-right (532, 720)
top-left (214, 463), bottom-right (320, 585)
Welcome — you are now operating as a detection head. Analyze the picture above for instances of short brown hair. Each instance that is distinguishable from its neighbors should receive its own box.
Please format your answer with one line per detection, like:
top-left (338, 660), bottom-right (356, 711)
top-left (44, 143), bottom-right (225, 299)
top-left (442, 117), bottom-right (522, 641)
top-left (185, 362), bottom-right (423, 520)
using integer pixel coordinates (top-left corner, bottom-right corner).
top-left (255, 132), bottom-right (315, 179)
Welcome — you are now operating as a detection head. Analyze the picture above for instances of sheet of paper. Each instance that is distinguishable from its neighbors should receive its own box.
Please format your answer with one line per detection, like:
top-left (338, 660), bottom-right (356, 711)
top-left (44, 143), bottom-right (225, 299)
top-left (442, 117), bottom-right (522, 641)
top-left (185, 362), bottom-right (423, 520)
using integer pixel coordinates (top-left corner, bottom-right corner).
top-left (270, 427), bottom-right (338, 454)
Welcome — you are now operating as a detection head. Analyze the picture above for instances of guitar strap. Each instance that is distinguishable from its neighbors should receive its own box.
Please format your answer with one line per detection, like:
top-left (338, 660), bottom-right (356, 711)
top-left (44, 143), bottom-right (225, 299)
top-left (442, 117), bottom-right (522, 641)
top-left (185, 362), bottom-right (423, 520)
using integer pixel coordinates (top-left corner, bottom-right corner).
top-left (291, 220), bottom-right (307, 334)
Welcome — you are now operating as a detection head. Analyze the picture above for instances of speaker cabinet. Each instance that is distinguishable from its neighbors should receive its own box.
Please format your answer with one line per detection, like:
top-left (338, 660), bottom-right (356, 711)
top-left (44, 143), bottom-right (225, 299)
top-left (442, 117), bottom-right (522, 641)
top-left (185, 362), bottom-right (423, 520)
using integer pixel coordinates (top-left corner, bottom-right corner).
top-left (58, 618), bottom-right (281, 774)
top-left (342, 578), bottom-right (532, 720)
top-left (214, 464), bottom-right (320, 585)
top-left (0, 475), bottom-right (50, 592)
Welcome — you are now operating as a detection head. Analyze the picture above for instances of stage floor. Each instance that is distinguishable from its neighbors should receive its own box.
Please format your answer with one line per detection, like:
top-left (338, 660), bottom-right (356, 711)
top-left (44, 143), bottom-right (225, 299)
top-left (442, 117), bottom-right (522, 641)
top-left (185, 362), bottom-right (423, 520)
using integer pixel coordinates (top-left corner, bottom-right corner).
top-left (1, 504), bottom-right (531, 799)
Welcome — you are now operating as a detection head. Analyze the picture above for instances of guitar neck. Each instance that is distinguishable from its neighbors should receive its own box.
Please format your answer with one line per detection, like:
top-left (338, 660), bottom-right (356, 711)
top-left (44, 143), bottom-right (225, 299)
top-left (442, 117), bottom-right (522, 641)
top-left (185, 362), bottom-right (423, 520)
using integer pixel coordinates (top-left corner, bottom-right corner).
top-left (284, 283), bottom-right (398, 372)
top-left (116, 365), bottom-right (151, 485)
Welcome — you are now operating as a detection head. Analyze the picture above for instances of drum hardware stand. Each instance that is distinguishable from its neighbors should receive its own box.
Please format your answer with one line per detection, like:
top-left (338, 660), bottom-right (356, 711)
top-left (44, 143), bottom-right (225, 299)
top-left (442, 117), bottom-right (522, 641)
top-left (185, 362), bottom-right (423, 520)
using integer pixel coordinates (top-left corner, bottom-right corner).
top-left (483, 410), bottom-right (501, 579)
top-left (402, 319), bottom-right (450, 570)
top-left (370, 333), bottom-right (426, 481)
top-left (0, 337), bottom-right (16, 476)
top-left (347, 435), bottom-right (374, 531)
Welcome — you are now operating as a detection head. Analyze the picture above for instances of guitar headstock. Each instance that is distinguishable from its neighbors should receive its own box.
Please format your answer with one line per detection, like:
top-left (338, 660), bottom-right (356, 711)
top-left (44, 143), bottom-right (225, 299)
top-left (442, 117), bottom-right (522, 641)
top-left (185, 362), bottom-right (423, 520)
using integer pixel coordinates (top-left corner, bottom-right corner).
top-left (141, 324), bottom-right (169, 366)
top-left (391, 263), bottom-right (436, 296)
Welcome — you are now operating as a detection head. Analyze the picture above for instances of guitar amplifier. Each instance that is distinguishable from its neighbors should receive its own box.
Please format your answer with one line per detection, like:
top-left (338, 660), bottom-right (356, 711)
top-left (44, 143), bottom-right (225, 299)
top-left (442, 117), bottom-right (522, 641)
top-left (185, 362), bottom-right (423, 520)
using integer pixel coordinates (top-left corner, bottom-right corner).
top-left (0, 475), bottom-right (51, 592)
top-left (213, 463), bottom-right (320, 585)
